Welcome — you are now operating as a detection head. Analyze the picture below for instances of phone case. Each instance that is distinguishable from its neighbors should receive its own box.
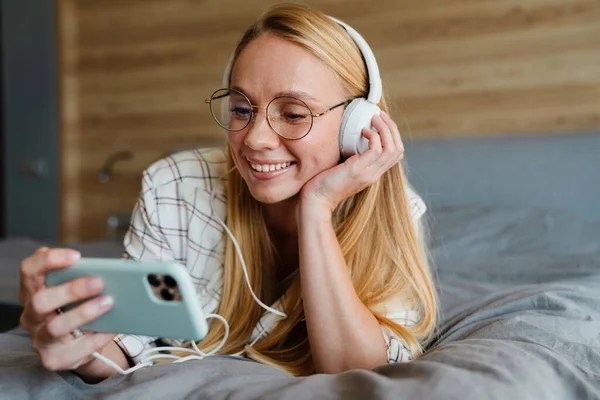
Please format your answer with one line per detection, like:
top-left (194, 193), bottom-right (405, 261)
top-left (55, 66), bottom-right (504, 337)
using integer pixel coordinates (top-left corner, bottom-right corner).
top-left (45, 258), bottom-right (209, 341)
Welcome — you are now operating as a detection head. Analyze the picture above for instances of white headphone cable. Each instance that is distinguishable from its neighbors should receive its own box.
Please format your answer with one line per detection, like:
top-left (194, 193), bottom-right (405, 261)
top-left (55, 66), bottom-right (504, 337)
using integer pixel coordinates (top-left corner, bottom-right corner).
top-left (89, 312), bottom-right (229, 375)
top-left (86, 181), bottom-right (288, 375)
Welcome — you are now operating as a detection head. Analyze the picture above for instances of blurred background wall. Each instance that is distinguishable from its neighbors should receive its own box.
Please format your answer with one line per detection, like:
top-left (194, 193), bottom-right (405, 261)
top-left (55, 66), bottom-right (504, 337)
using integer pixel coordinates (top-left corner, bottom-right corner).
top-left (2, 0), bottom-right (599, 242)
top-left (2, 0), bottom-right (60, 240)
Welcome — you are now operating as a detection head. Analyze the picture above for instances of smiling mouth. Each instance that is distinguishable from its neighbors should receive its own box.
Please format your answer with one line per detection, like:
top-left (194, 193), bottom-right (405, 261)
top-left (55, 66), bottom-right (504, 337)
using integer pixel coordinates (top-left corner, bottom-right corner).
top-left (247, 160), bottom-right (295, 172)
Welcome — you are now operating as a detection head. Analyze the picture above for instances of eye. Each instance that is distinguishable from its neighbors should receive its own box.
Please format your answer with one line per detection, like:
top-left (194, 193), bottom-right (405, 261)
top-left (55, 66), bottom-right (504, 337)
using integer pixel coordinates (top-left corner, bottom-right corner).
top-left (231, 105), bottom-right (251, 119)
top-left (278, 102), bottom-right (311, 124)
top-left (283, 112), bottom-right (308, 122)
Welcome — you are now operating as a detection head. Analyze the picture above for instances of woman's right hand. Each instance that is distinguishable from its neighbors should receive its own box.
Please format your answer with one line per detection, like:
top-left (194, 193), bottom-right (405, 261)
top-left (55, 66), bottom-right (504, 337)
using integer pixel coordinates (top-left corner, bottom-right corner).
top-left (18, 247), bottom-right (117, 373)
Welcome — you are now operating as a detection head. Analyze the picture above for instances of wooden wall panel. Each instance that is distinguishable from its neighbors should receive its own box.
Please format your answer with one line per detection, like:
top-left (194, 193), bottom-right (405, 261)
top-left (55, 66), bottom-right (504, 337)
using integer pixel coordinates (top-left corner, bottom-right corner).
top-left (58, 0), bottom-right (600, 241)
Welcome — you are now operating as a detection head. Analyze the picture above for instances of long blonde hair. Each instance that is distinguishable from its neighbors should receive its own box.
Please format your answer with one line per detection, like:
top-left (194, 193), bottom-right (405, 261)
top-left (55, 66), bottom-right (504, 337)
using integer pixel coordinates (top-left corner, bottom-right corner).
top-left (195, 3), bottom-right (437, 376)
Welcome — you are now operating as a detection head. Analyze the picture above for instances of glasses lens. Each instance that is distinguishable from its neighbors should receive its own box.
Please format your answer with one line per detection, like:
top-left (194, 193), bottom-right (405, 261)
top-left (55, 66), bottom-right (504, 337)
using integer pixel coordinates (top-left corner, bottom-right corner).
top-left (210, 89), bottom-right (251, 131)
top-left (268, 97), bottom-right (313, 139)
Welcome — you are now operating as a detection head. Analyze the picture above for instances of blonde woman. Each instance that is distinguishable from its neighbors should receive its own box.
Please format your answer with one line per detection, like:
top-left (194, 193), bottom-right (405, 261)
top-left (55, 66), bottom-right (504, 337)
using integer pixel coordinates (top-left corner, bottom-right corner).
top-left (17, 3), bottom-right (437, 383)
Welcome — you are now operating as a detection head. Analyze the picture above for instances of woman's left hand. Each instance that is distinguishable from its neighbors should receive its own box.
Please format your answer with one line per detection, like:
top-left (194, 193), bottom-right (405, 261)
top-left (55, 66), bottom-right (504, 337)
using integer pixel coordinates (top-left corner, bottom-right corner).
top-left (300, 111), bottom-right (404, 213)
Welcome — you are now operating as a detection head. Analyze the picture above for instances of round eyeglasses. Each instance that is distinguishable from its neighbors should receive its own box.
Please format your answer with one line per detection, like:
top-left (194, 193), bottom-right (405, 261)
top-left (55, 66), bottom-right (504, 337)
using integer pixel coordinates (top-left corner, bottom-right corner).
top-left (205, 88), bottom-right (350, 140)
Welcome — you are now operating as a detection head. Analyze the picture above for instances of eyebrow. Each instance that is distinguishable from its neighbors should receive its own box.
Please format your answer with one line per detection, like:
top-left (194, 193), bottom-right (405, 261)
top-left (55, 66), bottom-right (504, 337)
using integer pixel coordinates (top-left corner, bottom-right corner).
top-left (231, 86), bottom-right (319, 103)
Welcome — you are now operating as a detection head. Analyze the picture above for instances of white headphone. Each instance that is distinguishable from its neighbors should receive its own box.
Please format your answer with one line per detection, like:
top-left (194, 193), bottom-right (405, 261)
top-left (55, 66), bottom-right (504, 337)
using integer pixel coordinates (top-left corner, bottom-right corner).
top-left (222, 16), bottom-right (382, 158)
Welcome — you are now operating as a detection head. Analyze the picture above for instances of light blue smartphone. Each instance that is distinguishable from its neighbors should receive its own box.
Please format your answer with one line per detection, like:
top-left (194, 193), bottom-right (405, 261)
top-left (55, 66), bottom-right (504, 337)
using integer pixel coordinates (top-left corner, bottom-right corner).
top-left (45, 258), bottom-right (209, 341)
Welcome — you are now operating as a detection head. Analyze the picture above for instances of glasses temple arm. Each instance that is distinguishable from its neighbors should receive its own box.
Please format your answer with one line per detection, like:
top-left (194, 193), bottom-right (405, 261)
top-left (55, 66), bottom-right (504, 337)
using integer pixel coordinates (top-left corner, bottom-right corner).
top-left (312, 99), bottom-right (352, 117)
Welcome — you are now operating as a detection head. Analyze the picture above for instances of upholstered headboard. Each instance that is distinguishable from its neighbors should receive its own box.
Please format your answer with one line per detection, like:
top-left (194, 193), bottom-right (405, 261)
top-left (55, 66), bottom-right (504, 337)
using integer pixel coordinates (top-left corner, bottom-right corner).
top-left (404, 133), bottom-right (600, 221)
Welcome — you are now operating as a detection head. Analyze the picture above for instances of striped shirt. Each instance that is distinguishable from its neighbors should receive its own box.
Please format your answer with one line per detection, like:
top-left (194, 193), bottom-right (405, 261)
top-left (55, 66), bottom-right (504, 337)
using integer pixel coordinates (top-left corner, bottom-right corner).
top-left (114, 147), bottom-right (426, 365)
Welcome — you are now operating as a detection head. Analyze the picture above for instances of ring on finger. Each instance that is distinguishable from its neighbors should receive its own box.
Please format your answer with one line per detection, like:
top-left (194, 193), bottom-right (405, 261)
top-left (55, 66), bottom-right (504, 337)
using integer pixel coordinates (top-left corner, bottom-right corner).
top-left (55, 307), bottom-right (82, 339)
top-left (71, 328), bottom-right (83, 339)
top-left (60, 306), bottom-right (84, 339)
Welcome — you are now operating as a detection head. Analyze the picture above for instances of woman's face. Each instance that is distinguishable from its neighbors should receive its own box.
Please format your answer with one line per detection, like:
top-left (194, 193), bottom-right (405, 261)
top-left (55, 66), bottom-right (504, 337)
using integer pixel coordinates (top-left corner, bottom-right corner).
top-left (227, 33), bottom-right (347, 204)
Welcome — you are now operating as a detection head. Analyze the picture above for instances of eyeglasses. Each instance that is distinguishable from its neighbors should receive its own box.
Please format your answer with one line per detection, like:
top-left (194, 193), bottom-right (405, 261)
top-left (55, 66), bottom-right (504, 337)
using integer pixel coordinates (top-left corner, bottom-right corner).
top-left (205, 88), bottom-right (351, 140)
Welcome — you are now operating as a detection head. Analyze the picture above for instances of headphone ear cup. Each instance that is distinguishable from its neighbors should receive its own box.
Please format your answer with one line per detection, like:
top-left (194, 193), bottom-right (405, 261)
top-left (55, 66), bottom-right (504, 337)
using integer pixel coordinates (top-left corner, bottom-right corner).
top-left (339, 98), bottom-right (381, 158)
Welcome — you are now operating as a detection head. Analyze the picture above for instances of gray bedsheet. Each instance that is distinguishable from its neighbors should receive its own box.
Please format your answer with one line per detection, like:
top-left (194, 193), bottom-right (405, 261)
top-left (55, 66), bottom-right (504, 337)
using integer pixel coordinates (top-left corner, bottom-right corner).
top-left (1, 206), bottom-right (599, 399)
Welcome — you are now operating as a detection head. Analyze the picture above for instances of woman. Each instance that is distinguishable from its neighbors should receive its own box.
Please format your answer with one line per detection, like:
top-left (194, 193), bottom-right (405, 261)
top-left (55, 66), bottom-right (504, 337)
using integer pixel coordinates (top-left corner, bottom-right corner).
top-left (17, 3), bottom-right (437, 382)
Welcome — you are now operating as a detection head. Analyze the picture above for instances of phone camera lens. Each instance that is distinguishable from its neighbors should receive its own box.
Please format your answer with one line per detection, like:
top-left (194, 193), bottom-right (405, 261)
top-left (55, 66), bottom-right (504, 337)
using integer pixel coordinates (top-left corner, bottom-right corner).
top-left (163, 275), bottom-right (177, 288)
top-left (160, 288), bottom-right (174, 301)
top-left (147, 274), bottom-right (161, 287)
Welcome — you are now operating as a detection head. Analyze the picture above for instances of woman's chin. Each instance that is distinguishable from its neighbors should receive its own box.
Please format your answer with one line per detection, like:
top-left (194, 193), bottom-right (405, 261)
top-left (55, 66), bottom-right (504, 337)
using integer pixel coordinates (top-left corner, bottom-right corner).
top-left (247, 184), bottom-right (300, 205)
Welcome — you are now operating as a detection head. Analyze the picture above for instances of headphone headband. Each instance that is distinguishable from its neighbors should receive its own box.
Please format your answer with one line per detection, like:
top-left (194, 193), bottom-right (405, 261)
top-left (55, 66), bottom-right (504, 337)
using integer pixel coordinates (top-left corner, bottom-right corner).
top-left (222, 15), bottom-right (382, 105)
top-left (327, 16), bottom-right (382, 104)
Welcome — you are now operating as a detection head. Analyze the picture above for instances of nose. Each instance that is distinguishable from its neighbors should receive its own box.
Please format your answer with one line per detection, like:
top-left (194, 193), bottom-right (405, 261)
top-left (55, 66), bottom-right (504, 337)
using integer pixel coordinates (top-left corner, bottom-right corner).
top-left (243, 108), bottom-right (281, 150)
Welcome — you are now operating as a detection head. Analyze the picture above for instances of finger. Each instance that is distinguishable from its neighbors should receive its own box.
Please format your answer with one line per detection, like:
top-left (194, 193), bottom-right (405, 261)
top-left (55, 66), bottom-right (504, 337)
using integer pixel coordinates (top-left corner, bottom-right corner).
top-left (359, 128), bottom-right (383, 167)
top-left (371, 113), bottom-right (395, 153)
top-left (30, 276), bottom-right (104, 316)
top-left (19, 305), bottom-right (40, 332)
top-left (362, 125), bottom-right (398, 181)
top-left (20, 248), bottom-right (81, 293)
top-left (41, 295), bottom-right (113, 340)
top-left (19, 247), bottom-right (49, 304)
top-left (19, 300), bottom-right (48, 329)
top-left (380, 111), bottom-right (404, 161)
top-left (21, 277), bottom-right (104, 330)
top-left (38, 332), bottom-right (116, 371)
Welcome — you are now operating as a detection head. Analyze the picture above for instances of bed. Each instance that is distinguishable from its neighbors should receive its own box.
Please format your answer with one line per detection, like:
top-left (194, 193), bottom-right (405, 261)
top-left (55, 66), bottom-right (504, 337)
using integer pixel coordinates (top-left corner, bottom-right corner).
top-left (0, 134), bottom-right (599, 399)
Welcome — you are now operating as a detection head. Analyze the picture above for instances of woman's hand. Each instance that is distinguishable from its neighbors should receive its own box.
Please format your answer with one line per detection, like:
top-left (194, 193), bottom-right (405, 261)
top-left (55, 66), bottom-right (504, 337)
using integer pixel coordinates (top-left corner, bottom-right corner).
top-left (18, 247), bottom-right (117, 373)
top-left (300, 111), bottom-right (404, 213)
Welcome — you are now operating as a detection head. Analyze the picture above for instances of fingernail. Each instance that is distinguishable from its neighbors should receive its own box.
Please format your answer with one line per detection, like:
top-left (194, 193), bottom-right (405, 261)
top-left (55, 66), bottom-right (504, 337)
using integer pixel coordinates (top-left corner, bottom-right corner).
top-left (66, 251), bottom-right (81, 262)
top-left (86, 278), bottom-right (103, 291)
top-left (97, 296), bottom-right (113, 310)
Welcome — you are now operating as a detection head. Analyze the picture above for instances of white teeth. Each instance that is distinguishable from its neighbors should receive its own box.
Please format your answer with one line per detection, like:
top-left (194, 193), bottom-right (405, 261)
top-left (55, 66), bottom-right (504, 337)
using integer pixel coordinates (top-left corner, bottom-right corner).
top-left (248, 160), bottom-right (292, 172)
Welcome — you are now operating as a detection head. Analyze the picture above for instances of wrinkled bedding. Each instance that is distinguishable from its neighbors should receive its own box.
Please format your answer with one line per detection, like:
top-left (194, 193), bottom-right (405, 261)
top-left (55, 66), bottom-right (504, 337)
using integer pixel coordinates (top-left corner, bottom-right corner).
top-left (1, 206), bottom-right (599, 399)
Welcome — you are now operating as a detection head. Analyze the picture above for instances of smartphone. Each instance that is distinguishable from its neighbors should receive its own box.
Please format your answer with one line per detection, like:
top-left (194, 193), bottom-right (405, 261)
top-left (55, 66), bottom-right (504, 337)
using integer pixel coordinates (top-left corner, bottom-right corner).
top-left (45, 258), bottom-right (209, 341)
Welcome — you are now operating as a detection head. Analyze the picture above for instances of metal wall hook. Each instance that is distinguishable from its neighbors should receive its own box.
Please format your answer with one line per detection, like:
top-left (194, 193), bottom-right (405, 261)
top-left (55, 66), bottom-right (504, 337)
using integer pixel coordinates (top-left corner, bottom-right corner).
top-left (98, 150), bottom-right (133, 183)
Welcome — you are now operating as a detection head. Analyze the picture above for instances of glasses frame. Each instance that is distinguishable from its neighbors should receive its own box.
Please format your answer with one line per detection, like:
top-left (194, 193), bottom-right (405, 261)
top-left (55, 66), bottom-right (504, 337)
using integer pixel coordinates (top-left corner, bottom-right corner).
top-left (205, 88), bottom-right (351, 140)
